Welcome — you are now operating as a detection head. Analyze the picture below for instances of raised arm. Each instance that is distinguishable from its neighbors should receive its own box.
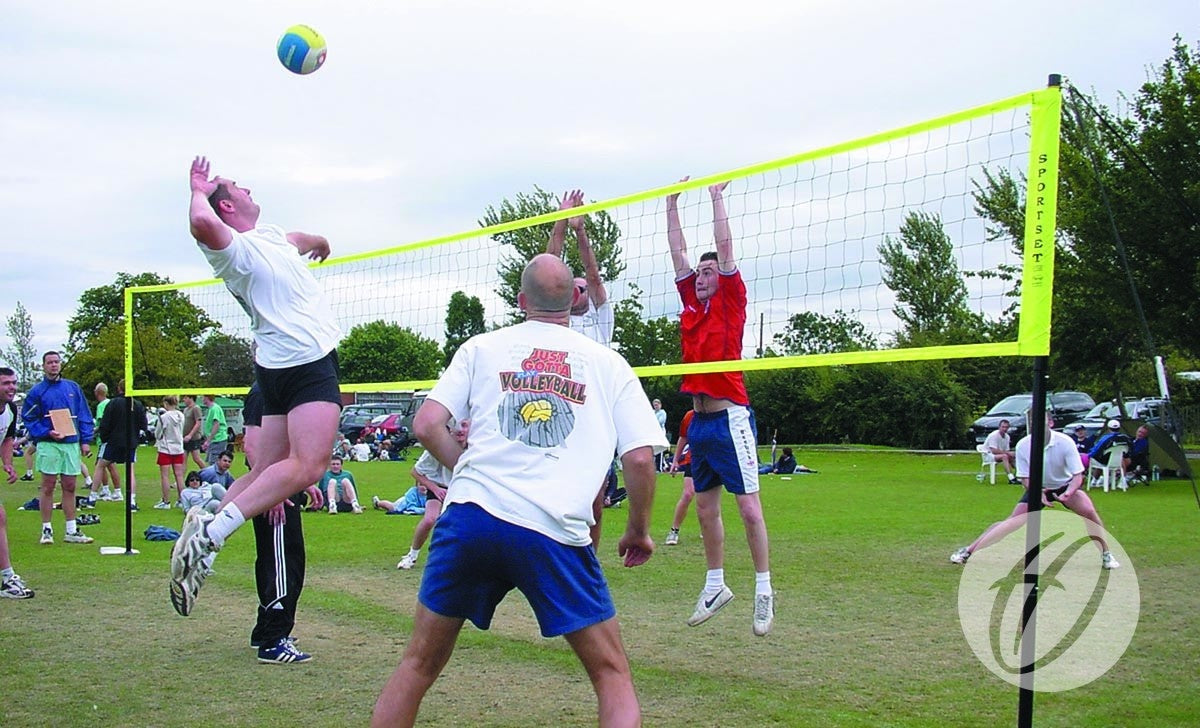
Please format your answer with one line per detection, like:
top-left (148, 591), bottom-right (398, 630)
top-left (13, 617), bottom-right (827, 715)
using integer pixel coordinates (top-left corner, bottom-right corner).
top-left (570, 194), bottom-right (607, 308)
top-left (710, 181), bottom-right (735, 272)
top-left (287, 232), bottom-right (331, 262)
top-left (546, 189), bottom-right (582, 257)
top-left (666, 176), bottom-right (692, 278)
top-left (189, 156), bottom-right (233, 250)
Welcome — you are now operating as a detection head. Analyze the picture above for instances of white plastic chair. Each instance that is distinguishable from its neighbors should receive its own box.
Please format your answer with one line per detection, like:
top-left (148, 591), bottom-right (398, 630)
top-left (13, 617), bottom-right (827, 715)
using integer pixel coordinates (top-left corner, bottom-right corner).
top-left (976, 444), bottom-right (997, 484)
top-left (1087, 443), bottom-right (1128, 492)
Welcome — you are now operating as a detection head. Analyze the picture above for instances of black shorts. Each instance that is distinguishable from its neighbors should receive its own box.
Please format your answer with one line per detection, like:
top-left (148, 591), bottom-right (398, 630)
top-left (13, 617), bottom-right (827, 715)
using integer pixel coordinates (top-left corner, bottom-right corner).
top-left (101, 443), bottom-right (137, 464)
top-left (243, 382), bottom-right (263, 428)
top-left (1019, 485), bottom-right (1068, 505)
top-left (184, 439), bottom-right (204, 452)
top-left (255, 350), bottom-right (342, 418)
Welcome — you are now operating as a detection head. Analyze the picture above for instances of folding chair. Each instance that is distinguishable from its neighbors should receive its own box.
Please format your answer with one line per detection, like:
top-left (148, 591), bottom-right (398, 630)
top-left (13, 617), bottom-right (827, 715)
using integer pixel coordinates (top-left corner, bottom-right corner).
top-left (1087, 443), bottom-right (1129, 492)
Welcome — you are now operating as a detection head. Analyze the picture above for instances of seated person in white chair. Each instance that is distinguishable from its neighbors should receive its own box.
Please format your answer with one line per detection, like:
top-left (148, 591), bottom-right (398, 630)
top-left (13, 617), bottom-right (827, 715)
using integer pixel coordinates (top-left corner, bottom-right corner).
top-left (985, 420), bottom-right (1018, 484)
top-left (321, 455), bottom-right (363, 514)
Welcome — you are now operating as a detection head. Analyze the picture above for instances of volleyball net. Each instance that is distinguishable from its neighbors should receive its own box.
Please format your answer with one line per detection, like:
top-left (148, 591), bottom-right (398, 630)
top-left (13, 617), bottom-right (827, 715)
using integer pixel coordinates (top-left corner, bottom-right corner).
top-left (125, 83), bottom-right (1061, 397)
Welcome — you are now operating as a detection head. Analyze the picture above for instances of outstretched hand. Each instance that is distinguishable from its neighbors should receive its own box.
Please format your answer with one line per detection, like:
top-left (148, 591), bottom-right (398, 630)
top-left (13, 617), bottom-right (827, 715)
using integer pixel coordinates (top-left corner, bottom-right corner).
top-left (666, 175), bottom-right (690, 205)
top-left (709, 180), bottom-right (730, 196)
top-left (561, 189), bottom-right (586, 230)
top-left (190, 156), bottom-right (217, 196)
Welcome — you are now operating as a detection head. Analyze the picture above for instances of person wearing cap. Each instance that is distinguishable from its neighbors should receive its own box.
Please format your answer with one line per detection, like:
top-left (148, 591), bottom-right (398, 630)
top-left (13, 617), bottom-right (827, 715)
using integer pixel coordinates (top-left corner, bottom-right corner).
top-left (1087, 419), bottom-right (1131, 470)
top-left (1072, 425), bottom-right (1096, 468)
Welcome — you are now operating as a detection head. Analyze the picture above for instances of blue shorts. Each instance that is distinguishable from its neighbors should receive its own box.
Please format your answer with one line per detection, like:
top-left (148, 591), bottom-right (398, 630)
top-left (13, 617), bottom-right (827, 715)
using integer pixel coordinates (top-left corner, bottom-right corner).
top-left (419, 502), bottom-right (616, 637)
top-left (689, 406), bottom-right (760, 495)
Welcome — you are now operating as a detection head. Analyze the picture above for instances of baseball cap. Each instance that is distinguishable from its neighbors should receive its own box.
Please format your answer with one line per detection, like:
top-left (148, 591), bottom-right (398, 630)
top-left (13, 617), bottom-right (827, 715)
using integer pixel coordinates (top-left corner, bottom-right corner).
top-left (1074, 425), bottom-right (1086, 431)
top-left (1106, 419), bottom-right (1120, 430)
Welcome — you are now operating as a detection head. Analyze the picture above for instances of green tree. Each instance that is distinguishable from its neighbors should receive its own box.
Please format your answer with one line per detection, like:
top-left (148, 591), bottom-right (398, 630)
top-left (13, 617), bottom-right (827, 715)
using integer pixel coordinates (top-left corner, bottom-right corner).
top-left (878, 211), bottom-right (979, 346)
top-left (3, 301), bottom-right (38, 388)
top-left (772, 310), bottom-right (878, 355)
top-left (198, 332), bottom-right (255, 388)
top-left (611, 284), bottom-right (681, 367)
top-left (72, 321), bottom-right (203, 396)
top-left (339, 320), bottom-right (442, 385)
top-left (68, 272), bottom-right (218, 355)
top-left (479, 187), bottom-right (625, 321)
top-left (973, 37), bottom-right (1200, 401)
top-left (443, 291), bottom-right (486, 367)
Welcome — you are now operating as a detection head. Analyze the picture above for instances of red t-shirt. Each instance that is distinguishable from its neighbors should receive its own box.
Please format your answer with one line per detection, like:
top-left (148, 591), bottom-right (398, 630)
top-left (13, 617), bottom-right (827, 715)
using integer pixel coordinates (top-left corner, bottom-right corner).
top-left (676, 269), bottom-right (749, 405)
top-left (675, 409), bottom-right (695, 465)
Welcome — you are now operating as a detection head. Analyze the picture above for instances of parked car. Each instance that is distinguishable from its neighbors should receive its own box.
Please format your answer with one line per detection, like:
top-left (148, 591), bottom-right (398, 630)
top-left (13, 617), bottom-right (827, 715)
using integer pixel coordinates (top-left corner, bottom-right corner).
top-left (1061, 397), bottom-right (1184, 443)
top-left (968, 391), bottom-right (1095, 445)
top-left (339, 402), bottom-right (395, 442)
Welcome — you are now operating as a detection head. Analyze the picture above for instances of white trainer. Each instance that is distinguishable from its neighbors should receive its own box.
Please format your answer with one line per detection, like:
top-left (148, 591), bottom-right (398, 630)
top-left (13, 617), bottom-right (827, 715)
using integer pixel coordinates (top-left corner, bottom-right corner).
top-left (687, 585), bottom-right (734, 627)
top-left (169, 507), bottom-right (219, 616)
top-left (396, 553), bottom-right (418, 570)
top-left (665, 528), bottom-right (680, 546)
top-left (64, 530), bottom-right (94, 544)
top-left (1102, 551), bottom-right (1120, 570)
top-left (950, 547), bottom-right (971, 565)
top-left (39, 528), bottom-right (53, 545)
top-left (752, 592), bottom-right (775, 636)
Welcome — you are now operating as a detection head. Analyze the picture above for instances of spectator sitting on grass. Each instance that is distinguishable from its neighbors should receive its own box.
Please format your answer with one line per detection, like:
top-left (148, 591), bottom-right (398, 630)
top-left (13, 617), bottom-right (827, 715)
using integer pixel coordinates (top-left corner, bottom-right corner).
top-left (758, 447), bottom-right (798, 475)
top-left (372, 485), bottom-right (428, 516)
top-left (351, 437), bottom-right (371, 463)
top-left (322, 455), bottom-right (363, 514)
top-left (180, 471), bottom-right (225, 514)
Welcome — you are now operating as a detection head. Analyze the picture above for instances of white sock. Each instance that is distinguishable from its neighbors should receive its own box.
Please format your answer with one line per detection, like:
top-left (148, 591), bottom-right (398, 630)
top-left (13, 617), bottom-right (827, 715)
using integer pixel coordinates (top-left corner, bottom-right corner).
top-left (85, 477), bottom-right (93, 486)
top-left (408, 548), bottom-right (421, 559)
top-left (206, 504), bottom-right (246, 548)
top-left (704, 569), bottom-right (725, 593)
top-left (755, 571), bottom-right (773, 597)
top-left (66, 519), bottom-right (77, 535)
top-left (24, 470), bottom-right (32, 478)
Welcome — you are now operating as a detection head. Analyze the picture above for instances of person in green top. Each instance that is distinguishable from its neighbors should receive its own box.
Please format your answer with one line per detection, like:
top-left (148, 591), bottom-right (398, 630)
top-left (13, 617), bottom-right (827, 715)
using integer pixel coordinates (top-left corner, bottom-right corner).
top-left (321, 455), bottom-right (363, 514)
top-left (201, 394), bottom-right (229, 465)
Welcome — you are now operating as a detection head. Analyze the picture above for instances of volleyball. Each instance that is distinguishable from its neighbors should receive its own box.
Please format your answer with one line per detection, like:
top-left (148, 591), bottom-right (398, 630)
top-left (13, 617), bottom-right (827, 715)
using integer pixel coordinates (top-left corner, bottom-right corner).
top-left (520, 400), bottom-right (554, 424)
top-left (276, 25), bottom-right (327, 75)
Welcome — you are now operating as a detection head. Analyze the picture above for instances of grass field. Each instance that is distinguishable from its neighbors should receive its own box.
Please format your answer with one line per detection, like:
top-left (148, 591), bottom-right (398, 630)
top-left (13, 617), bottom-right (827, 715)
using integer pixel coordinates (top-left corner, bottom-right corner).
top-left (0, 446), bottom-right (1196, 727)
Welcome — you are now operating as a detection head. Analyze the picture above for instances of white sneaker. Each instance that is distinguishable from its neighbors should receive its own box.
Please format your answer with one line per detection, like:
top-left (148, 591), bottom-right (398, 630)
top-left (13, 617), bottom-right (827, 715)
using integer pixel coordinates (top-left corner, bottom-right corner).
top-left (1102, 551), bottom-right (1120, 570)
top-left (328, 506), bottom-right (337, 515)
top-left (752, 592), bottom-right (775, 636)
top-left (396, 553), bottom-right (418, 570)
top-left (351, 504), bottom-right (364, 515)
top-left (950, 547), bottom-right (971, 565)
top-left (665, 528), bottom-right (680, 546)
top-left (170, 507), bottom-right (219, 616)
top-left (153, 501), bottom-right (172, 510)
top-left (371, 496), bottom-right (381, 510)
top-left (687, 585), bottom-right (734, 626)
top-left (0, 573), bottom-right (34, 599)
top-left (39, 528), bottom-right (53, 545)
top-left (110, 490), bottom-right (124, 502)
top-left (64, 530), bottom-right (94, 544)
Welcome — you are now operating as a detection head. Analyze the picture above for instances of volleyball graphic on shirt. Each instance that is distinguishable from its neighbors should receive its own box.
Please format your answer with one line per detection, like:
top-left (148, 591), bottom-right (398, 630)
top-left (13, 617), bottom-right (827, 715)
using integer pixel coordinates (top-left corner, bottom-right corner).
top-left (499, 392), bottom-right (574, 448)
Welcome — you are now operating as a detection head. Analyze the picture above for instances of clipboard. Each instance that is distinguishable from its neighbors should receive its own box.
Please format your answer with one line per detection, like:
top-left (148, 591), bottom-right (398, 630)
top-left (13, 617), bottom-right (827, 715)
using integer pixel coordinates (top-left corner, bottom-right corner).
top-left (49, 408), bottom-right (77, 437)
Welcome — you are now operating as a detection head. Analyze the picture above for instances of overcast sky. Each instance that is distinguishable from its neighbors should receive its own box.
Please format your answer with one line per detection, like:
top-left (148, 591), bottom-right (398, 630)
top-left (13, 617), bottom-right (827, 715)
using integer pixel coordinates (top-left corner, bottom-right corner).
top-left (2, 1), bottom-right (1196, 366)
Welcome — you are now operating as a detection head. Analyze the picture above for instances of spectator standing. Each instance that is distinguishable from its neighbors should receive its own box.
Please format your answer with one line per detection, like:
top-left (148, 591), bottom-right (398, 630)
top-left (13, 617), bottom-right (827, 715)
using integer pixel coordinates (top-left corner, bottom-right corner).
top-left (154, 395), bottom-right (187, 509)
top-left (0, 367), bottom-right (35, 597)
top-left (21, 351), bottom-right (95, 545)
top-left (89, 382), bottom-right (118, 502)
top-left (201, 394), bottom-right (229, 464)
top-left (181, 394), bottom-right (205, 469)
top-left (97, 379), bottom-right (148, 511)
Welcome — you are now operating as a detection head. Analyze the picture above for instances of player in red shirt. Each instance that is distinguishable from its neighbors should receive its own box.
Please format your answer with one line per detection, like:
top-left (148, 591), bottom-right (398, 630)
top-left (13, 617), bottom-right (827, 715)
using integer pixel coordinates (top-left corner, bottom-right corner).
top-left (666, 178), bottom-right (774, 637)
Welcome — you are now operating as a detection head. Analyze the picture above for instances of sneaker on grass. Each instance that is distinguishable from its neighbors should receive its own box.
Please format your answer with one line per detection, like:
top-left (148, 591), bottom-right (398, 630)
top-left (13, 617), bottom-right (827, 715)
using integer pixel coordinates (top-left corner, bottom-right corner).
top-left (687, 585), bottom-right (734, 627)
top-left (753, 592), bottom-right (775, 636)
top-left (0, 574), bottom-right (34, 599)
top-left (169, 507), bottom-right (220, 617)
top-left (396, 553), bottom-right (418, 570)
top-left (950, 547), bottom-right (971, 565)
top-left (153, 501), bottom-right (172, 510)
top-left (1102, 551), bottom-right (1121, 570)
top-left (39, 528), bottom-right (53, 545)
top-left (665, 528), bottom-right (680, 546)
top-left (64, 530), bottom-right (94, 544)
top-left (258, 636), bottom-right (312, 664)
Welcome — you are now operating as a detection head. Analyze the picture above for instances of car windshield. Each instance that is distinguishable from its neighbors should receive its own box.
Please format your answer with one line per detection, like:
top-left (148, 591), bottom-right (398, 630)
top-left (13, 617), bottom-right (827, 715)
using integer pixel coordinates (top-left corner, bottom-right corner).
top-left (986, 395), bottom-right (1031, 416)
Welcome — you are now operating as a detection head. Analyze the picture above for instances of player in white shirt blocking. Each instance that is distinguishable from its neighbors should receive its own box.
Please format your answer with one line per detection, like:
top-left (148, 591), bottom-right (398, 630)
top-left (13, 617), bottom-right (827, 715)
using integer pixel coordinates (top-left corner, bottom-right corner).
top-left (371, 254), bottom-right (667, 728)
top-left (950, 410), bottom-right (1120, 570)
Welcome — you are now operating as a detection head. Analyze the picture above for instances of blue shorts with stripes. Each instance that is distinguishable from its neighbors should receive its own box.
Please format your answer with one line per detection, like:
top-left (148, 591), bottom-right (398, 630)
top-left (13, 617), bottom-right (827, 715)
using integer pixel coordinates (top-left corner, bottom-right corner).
top-left (689, 406), bottom-right (760, 495)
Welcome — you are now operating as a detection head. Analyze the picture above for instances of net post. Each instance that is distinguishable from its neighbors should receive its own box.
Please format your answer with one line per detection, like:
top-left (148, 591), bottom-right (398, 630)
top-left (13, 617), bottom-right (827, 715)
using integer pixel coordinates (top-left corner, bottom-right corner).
top-left (1018, 355), bottom-right (1050, 727)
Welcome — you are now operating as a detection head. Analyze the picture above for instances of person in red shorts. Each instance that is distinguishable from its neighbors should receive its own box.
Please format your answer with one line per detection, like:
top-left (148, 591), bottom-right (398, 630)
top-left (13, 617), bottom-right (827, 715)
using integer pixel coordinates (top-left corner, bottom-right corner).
top-left (666, 177), bottom-right (774, 636)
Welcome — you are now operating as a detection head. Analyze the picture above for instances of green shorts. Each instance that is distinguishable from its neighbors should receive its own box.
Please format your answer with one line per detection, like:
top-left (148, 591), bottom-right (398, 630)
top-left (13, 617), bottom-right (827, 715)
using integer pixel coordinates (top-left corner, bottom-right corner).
top-left (35, 441), bottom-right (83, 476)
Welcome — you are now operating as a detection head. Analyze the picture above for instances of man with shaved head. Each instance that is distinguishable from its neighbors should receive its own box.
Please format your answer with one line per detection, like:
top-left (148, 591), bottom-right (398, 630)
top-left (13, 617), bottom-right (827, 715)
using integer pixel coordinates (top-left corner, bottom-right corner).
top-left (372, 254), bottom-right (668, 727)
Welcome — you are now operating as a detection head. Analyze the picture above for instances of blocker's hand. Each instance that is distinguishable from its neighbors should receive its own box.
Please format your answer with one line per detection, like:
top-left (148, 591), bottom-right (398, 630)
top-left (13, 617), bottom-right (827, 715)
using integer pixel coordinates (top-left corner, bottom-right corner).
top-left (190, 156), bottom-right (217, 196)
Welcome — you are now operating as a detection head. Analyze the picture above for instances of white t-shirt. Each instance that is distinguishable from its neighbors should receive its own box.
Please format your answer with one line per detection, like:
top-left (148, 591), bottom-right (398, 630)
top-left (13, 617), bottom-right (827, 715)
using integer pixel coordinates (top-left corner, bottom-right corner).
top-left (1016, 429), bottom-right (1084, 488)
top-left (155, 409), bottom-right (185, 455)
top-left (569, 298), bottom-right (614, 347)
top-left (413, 449), bottom-right (451, 486)
top-left (430, 320), bottom-right (668, 546)
top-left (350, 442), bottom-right (371, 462)
top-left (200, 224), bottom-right (342, 368)
top-left (984, 429), bottom-right (1011, 453)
